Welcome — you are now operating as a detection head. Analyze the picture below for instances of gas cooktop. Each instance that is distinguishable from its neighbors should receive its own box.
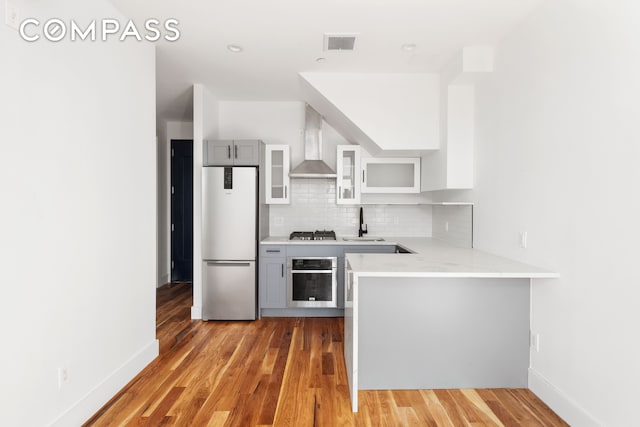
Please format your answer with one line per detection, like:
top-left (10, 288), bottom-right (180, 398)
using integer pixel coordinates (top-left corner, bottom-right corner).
top-left (289, 230), bottom-right (337, 241)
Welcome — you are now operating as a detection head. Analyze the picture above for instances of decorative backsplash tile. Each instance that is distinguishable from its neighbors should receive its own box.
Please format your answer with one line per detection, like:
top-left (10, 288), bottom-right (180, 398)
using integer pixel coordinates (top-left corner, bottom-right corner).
top-left (269, 179), bottom-right (432, 237)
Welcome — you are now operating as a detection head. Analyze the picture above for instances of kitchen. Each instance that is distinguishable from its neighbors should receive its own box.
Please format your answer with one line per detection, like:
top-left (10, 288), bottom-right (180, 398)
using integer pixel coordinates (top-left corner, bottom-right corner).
top-left (2, 0), bottom-right (639, 426)
top-left (196, 102), bottom-right (557, 412)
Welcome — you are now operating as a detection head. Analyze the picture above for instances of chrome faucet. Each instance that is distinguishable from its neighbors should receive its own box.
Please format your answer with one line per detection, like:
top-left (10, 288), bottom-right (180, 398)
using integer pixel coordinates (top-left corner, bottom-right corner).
top-left (358, 207), bottom-right (368, 237)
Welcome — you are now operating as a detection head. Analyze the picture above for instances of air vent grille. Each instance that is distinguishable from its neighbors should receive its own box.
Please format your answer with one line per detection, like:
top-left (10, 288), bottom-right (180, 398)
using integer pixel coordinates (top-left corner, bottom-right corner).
top-left (323, 33), bottom-right (357, 51)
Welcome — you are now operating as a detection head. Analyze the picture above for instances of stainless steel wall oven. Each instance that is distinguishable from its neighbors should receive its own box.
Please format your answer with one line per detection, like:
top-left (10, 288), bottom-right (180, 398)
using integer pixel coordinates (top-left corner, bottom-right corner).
top-left (287, 256), bottom-right (337, 308)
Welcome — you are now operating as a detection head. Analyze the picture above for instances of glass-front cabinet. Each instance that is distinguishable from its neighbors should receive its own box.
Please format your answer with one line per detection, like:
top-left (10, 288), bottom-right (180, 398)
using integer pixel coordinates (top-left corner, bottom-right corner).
top-left (361, 157), bottom-right (421, 193)
top-left (336, 145), bottom-right (361, 204)
top-left (265, 145), bottom-right (290, 204)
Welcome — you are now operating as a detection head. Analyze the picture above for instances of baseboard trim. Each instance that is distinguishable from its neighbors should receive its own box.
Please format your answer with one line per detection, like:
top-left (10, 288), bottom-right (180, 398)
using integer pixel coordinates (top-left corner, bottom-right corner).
top-left (50, 339), bottom-right (159, 427)
top-left (158, 273), bottom-right (170, 288)
top-left (528, 368), bottom-right (601, 427)
top-left (191, 305), bottom-right (202, 319)
top-left (260, 308), bottom-right (344, 318)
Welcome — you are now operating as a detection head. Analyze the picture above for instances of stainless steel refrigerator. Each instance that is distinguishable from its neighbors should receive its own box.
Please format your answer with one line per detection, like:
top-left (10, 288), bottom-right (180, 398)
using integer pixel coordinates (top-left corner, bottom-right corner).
top-left (202, 166), bottom-right (257, 320)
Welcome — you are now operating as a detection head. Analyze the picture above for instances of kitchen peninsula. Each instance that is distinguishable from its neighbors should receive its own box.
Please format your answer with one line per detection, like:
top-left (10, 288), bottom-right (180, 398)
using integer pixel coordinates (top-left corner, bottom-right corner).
top-left (343, 238), bottom-right (558, 412)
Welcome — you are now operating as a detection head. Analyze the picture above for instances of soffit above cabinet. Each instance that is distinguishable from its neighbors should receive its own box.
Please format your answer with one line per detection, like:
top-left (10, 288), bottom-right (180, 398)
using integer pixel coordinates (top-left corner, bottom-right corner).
top-left (300, 73), bottom-right (440, 156)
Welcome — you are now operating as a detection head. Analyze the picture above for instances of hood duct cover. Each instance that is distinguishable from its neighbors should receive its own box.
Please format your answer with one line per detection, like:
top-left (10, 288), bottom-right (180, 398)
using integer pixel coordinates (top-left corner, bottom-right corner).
top-left (289, 105), bottom-right (337, 178)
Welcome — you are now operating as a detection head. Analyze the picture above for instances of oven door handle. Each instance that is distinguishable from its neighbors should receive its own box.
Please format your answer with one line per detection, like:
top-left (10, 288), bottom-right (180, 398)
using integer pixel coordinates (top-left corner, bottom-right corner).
top-left (291, 270), bottom-right (335, 274)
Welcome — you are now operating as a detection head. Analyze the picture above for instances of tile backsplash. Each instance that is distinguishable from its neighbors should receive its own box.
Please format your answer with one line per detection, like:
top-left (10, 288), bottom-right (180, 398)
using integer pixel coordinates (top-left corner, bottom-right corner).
top-left (269, 179), bottom-right (432, 237)
top-left (432, 205), bottom-right (474, 248)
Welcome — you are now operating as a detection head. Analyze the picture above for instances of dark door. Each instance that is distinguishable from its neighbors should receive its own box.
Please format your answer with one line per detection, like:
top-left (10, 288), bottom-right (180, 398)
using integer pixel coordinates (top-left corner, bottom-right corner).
top-left (171, 140), bottom-right (193, 282)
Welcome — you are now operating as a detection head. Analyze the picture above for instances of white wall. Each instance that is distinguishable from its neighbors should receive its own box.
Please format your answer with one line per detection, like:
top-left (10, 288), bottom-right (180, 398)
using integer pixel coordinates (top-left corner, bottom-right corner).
top-left (219, 101), bottom-right (305, 159)
top-left (218, 100), bottom-right (362, 174)
top-left (0, 1), bottom-right (157, 426)
top-left (218, 101), bottom-right (433, 238)
top-left (219, 100), bottom-right (344, 183)
top-left (300, 73), bottom-right (440, 153)
top-left (457, 0), bottom-right (640, 425)
top-left (191, 84), bottom-right (218, 319)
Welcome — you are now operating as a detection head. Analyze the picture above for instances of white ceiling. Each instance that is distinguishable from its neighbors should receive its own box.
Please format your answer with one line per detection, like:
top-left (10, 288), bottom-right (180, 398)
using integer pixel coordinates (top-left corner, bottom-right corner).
top-left (109, 0), bottom-right (542, 122)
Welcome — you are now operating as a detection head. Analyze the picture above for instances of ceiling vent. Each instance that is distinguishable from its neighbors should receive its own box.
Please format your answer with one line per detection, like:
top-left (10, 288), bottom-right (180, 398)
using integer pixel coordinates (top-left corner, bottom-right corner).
top-left (323, 33), bottom-right (357, 51)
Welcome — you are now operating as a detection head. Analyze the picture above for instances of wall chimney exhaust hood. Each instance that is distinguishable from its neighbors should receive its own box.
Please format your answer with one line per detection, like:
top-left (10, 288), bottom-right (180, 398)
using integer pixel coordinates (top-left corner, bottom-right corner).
top-left (289, 105), bottom-right (337, 179)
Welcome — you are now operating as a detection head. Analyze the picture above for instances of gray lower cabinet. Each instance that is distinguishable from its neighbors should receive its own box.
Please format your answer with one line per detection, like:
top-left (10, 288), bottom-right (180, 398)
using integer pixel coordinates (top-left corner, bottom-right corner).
top-left (258, 243), bottom-right (397, 312)
top-left (259, 245), bottom-right (287, 309)
top-left (259, 258), bottom-right (286, 308)
top-left (338, 245), bottom-right (396, 308)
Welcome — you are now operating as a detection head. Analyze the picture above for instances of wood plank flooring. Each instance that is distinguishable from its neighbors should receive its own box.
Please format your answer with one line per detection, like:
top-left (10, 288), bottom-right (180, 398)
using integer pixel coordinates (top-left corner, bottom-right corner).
top-left (84, 282), bottom-right (568, 426)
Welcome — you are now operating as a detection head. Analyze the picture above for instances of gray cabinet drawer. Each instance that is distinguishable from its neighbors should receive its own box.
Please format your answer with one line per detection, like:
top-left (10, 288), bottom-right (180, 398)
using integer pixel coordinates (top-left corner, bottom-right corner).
top-left (341, 244), bottom-right (396, 254)
top-left (286, 245), bottom-right (339, 257)
top-left (260, 245), bottom-right (287, 257)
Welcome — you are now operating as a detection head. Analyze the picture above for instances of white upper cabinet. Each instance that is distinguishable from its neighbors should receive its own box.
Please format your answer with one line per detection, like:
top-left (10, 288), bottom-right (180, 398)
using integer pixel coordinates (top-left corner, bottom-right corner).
top-left (361, 157), bottom-right (421, 193)
top-left (336, 145), bottom-right (361, 205)
top-left (265, 145), bottom-right (290, 204)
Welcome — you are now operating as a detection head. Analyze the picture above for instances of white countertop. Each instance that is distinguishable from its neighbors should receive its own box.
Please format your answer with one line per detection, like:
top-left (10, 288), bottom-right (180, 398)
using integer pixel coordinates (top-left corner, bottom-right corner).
top-left (261, 236), bottom-right (557, 279)
top-left (261, 235), bottom-right (398, 246)
top-left (350, 238), bottom-right (557, 278)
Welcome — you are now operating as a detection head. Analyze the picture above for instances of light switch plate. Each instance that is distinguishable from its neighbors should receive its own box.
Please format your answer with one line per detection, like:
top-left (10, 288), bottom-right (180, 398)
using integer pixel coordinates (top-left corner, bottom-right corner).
top-left (520, 231), bottom-right (528, 248)
top-left (5, 1), bottom-right (20, 30)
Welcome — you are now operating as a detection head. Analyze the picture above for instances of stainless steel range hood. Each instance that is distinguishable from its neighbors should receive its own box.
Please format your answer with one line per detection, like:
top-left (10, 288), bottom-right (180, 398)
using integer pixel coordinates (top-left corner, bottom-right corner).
top-left (289, 105), bottom-right (337, 178)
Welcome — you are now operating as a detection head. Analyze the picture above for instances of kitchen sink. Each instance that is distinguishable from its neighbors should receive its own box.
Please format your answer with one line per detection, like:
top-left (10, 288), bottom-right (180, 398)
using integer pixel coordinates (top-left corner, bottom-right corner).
top-left (342, 237), bottom-right (385, 242)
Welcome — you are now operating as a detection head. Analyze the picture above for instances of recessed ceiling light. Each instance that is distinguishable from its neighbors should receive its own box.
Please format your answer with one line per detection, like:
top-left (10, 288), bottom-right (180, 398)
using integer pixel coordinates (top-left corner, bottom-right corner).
top-left (227, 44), bottom-right (243, 53)
top-left (401, 43), bottom-right (417, 52)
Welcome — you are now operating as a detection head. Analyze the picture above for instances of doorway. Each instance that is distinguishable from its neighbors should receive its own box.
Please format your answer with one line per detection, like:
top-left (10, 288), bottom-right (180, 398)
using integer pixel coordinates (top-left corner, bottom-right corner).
top-left (171, 140), bottom-right (193, 282)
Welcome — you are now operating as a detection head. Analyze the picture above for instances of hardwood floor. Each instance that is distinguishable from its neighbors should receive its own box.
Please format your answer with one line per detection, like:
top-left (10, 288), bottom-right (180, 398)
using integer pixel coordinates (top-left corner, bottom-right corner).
top-left (85, 282), bottom-right (568, 426)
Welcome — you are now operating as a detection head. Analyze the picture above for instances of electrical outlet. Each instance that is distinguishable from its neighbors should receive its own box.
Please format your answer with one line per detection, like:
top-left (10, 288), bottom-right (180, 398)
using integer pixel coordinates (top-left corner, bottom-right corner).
top-left (58, 367), bottom-right (69, 389)
top-left (5, 1), bottom-right (20, 30)
top-left (274, 216), bottom-right (284, 226)
top-left (520, 231), bottom-right (528, 248)
top-left (530, 333), bottom-right (540, 352)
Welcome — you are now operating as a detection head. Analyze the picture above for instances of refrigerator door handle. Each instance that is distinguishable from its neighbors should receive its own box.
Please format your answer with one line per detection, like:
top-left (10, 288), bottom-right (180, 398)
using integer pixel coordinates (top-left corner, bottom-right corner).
top-left (206, 261), bottom-right (252, 267)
